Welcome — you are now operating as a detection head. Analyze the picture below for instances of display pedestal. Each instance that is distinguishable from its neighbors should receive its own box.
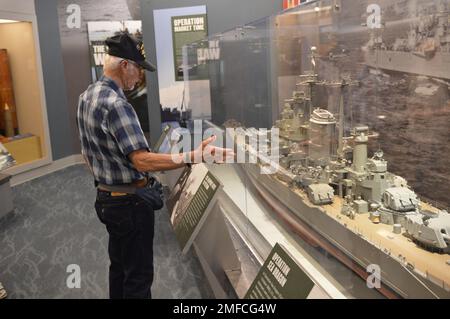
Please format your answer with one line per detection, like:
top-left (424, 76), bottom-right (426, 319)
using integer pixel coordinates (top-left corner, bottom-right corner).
top-left (163, 167), bottom-right (245, 298)
top-left (193, 203), bottom-right (241, 299)
top-left (208, 164), bottom-right (346, 299)
top-left (0, 173), bottom-right (13, 219)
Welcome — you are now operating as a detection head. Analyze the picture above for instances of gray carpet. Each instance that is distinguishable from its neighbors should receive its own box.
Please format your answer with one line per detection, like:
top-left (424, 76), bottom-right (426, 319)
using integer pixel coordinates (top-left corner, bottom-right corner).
top-left (0, 164), bottom-right (212, 299)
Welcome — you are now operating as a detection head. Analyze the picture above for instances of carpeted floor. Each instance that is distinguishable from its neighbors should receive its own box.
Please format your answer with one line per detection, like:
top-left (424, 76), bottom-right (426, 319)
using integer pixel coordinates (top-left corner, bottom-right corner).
top-left (0, 164), bottom-right (212, 299)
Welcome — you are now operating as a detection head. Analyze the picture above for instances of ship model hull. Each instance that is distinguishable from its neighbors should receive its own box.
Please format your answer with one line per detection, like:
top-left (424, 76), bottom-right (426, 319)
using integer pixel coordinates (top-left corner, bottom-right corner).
top-left (365, 50), bottom-right (450, 80)
top-left (240, 162), bottom-right (450, 299)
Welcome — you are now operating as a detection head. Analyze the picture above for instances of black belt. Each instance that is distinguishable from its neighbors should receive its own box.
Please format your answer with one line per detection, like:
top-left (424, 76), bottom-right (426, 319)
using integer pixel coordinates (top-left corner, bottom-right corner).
top-left (97, 183), bottom-right (140, 194)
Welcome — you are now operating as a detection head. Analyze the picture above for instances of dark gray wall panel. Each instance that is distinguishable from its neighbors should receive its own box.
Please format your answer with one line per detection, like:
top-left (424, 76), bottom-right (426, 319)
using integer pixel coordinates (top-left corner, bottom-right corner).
top-left (35, 0), bottom-right (72, 160)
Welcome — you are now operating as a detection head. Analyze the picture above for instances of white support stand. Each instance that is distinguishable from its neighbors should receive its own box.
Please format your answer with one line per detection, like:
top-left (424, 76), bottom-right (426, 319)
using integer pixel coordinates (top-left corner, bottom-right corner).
top-left (193, 202), bottom-right (241, 299)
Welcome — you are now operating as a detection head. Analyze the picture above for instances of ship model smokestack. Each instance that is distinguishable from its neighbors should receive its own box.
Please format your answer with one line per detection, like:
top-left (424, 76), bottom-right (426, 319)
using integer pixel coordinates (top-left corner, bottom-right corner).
top-left (309, 109), bottom-right (337, 163)
top-left (352, 126), bottom-right (369, 173)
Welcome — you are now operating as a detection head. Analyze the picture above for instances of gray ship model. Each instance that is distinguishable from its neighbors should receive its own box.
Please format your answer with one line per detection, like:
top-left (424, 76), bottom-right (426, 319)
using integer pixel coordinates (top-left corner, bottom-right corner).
top-left (233, 48), bottom-right (450, 299)
top-left (365, 1), bottom-right (450, 80)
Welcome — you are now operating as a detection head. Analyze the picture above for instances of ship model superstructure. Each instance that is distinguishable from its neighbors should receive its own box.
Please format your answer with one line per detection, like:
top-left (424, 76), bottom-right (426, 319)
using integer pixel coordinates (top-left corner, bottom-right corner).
top-left (234, 47), bottom-right (450, 298)
top-left (365, 0), bottom-right (450, 80)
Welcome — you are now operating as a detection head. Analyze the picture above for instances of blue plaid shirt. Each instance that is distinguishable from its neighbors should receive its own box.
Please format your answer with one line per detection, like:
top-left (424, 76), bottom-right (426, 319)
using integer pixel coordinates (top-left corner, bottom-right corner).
top-left (77, 76), bottom-right (149, 185)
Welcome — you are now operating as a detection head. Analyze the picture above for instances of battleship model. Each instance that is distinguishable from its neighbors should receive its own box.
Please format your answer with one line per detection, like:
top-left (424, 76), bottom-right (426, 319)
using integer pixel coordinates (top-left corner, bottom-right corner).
top-left (365, 1), bottom-right (450, 80)
top-left (232, 48), bottom-right (450, 298)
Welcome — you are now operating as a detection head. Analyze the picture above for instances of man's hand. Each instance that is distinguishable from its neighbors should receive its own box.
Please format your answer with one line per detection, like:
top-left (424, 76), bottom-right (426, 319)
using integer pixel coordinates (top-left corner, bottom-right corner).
top-left (192, 135), bottom-right (235, 164)
top-left (129, 135), bottom-right (235, 173)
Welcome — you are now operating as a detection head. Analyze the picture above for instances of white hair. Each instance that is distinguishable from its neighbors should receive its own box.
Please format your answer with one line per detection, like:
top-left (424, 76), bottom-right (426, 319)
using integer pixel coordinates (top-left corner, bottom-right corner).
top-left (103, 55), bottom-right (123, 73)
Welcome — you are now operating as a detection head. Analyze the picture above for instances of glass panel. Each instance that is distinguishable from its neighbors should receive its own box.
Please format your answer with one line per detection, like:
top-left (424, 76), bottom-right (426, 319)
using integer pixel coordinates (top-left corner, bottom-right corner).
top-left (183, 0), bottom-right (450, 299)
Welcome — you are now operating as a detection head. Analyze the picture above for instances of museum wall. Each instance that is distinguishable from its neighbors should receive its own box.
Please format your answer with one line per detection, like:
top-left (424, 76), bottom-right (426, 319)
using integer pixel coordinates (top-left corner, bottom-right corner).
top-left (0, 0), bottom-right (35, 14)
top-left (55, 0), bottom-right (140, 158)
top-left (34, 0), bottom-right (71, 161)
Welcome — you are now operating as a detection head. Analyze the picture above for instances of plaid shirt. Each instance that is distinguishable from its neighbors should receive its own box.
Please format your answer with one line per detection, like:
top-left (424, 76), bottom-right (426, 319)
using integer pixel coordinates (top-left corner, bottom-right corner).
top-left (77, 76), bottom-right (149, 185)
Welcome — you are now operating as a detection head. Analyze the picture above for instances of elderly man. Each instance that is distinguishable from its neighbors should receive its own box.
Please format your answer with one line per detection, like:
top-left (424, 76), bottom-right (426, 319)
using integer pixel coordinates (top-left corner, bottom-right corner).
top-left (77, 32), bottom-right (231, 299)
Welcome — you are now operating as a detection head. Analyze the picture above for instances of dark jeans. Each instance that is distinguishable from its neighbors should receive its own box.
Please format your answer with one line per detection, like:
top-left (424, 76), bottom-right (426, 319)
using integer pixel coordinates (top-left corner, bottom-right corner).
top-left (95, 191), bottom-right (155, 299)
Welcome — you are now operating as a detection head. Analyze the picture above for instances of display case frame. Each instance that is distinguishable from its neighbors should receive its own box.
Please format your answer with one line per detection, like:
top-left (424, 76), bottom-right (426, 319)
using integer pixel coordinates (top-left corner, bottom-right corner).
top-left (0, 1), bottom-right (53, 177)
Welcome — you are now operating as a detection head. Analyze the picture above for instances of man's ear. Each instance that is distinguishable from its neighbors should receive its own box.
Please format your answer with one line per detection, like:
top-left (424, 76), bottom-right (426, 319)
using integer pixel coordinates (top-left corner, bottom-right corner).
top-left (119, 59), bottom-right (127, 70)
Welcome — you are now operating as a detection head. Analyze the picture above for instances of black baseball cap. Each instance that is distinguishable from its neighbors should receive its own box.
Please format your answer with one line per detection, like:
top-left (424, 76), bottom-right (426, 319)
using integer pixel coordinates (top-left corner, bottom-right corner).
top-left (105, 32), bottom-right (156, 72)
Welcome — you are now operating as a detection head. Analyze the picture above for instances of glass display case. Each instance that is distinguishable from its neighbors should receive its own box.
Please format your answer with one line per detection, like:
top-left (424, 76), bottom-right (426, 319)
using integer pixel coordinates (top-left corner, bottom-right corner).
top-left (182, 0), bottom-right (450, 299)
top-left (0, 16), bottom-right (50, 170)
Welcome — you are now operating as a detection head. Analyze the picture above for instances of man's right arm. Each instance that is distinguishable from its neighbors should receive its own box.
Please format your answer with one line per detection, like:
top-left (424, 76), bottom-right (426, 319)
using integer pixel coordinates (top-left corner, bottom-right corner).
top-left (128, 135), bottom-right (222, 173)
top-left (128, 150), bottom-right (191, 173)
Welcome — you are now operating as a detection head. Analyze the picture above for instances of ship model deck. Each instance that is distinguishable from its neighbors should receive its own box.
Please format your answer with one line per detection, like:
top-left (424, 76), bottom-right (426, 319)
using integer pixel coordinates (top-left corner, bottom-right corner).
top-left (241, 162), bottom-right (450, 298)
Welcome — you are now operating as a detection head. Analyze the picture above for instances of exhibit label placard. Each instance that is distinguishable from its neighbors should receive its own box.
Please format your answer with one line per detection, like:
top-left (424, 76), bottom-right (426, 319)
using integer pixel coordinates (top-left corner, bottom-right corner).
top-left (245, 243), bottom-right (315, 299)
top-left (171, 14), bottom-right (208, 81)
top-left (169, 164), bottom-right (221, 254)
